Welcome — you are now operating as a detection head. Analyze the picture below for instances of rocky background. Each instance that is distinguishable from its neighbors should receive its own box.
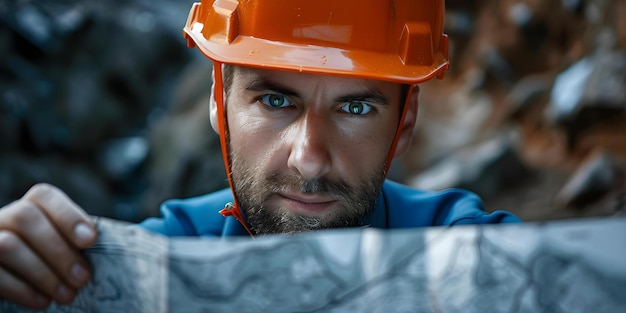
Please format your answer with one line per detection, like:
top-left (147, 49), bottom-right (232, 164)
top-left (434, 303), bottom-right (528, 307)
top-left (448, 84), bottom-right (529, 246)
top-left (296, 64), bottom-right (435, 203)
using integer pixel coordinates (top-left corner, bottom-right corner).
top-left (0, 0), bottom-right (624, 222)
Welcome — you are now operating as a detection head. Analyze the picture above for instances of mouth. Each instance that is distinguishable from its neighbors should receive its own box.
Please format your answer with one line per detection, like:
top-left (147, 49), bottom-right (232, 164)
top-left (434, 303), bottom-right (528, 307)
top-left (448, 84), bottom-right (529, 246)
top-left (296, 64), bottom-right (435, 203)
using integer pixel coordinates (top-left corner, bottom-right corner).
top-left (276, 192), bottom-right (337, 215)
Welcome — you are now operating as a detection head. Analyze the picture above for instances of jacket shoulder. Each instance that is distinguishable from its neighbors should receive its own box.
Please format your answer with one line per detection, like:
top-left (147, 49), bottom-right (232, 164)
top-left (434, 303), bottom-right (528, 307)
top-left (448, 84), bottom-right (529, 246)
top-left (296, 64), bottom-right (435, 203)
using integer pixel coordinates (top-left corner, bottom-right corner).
top-left (382, 180), bottom-right (520, 227)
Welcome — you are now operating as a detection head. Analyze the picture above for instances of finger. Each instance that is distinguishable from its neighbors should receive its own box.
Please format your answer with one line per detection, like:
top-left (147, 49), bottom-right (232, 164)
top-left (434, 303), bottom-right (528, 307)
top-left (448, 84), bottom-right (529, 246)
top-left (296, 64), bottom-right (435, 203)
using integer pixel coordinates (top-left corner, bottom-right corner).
top-left (23, 183), bottom-right (97, 248)
top-left (0, 265), bottom-right (50, 311)
top-left (0, 230), bottom-right (77, 305)
top-left (0, 202), bottom-right (91, 289)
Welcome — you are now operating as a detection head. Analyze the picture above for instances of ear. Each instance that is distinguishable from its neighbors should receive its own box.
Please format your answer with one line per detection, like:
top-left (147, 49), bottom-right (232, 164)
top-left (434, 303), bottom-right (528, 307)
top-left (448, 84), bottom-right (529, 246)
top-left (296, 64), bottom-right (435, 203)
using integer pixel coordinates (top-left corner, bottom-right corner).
top-left (209, 66), bottom-right (219, 134)
top-left (392, 85), bottom-right (419, 158)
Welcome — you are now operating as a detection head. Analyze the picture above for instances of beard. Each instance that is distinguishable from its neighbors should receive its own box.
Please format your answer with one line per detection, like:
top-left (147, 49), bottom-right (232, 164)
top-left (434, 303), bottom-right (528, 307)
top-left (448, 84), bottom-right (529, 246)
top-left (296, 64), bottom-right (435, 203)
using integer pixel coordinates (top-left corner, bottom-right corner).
top-left (230, 152), bottom-right (386, 235)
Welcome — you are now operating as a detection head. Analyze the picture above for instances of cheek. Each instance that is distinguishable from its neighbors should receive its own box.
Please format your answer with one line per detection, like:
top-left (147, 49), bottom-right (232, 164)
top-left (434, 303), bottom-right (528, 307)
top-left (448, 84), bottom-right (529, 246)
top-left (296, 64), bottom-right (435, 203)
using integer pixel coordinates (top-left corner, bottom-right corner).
top-left (333, 119), bottom-right (397, 173)
top-left (229, 115), bottom-right (261, 144)
top-left (228, 110), bottom-right (284, 168)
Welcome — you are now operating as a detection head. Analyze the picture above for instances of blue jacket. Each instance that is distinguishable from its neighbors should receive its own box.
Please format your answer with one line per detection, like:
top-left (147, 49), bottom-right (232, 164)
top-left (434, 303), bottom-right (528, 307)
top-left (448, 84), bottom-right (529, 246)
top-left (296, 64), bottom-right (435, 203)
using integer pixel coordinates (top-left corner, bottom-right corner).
top-left (139, 180), bottom-right (520, 237)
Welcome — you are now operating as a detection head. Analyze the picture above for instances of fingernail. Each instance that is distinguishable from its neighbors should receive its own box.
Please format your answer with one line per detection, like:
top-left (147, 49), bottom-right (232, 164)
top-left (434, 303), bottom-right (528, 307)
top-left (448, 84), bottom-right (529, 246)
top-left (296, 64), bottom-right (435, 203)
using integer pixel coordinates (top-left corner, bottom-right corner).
top-left (74, 223), bottom-right (95, 243)
top-left (71, 263), bottom-right (89, 285)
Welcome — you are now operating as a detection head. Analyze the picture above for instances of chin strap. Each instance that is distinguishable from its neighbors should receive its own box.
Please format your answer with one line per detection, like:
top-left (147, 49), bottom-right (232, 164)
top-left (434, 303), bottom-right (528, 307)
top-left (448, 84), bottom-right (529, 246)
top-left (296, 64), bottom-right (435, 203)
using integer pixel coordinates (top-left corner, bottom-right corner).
top-left (213, 62), bottom-right (255, 238)
top-left (384, 84), bottom-right (417, 174)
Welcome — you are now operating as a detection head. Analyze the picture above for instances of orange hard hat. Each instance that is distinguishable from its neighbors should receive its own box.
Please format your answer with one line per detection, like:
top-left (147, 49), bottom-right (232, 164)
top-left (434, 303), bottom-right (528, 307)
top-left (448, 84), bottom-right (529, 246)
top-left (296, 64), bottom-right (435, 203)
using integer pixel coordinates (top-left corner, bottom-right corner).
top-left (183, 0), bottom-right (449, 83)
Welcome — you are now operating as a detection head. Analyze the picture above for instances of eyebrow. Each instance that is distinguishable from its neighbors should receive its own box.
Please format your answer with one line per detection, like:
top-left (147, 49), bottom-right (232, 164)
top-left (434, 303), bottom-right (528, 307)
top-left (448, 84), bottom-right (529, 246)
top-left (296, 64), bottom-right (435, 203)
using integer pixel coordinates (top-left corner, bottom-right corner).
top-left (245, 78), bottom-right (302, 98)
top-left (335, 89), bottom-right (390, 105)
top-left (245, 77), bottom-right (390, 105)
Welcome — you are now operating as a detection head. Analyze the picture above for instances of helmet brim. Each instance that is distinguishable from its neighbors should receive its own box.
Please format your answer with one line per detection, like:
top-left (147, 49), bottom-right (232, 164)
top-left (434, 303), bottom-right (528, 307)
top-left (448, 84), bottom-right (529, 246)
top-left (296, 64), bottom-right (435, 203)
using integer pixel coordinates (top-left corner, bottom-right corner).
top-left (184, 27), bottom-right (449, 85)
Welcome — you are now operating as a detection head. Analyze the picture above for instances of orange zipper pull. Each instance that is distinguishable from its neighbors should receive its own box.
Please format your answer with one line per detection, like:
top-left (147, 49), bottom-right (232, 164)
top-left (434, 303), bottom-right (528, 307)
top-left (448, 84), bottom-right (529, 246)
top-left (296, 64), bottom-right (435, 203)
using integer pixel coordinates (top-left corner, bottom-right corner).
top-left (219, 202), bottom-right (255, 238)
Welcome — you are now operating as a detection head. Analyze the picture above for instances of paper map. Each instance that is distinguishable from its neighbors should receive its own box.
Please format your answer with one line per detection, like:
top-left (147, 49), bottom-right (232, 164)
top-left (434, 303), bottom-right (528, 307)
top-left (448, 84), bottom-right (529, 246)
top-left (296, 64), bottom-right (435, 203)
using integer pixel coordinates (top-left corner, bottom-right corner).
top-left (1, 217), bottom-right (625, 312)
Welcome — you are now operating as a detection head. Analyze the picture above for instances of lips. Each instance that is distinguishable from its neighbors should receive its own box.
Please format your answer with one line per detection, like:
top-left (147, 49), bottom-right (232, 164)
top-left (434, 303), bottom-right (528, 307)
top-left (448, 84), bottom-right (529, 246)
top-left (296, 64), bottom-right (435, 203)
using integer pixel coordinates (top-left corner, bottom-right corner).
top-left (277, 192), bottom-right (337, 215)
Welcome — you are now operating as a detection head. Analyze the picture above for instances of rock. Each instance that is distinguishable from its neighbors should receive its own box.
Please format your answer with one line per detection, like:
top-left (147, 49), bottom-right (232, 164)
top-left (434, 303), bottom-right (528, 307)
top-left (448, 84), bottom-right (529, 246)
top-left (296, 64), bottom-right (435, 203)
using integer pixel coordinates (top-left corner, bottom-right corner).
top-left (408, 129), bottom-right (531, 198)
top-left (506, 73), bottom-right (552, 114)
top-left (100, 136), bottom-right (149, 181)
top-left (549, 49), bottom-right (626, 126)
top-left (546, 57), bottom-right (594, 124)
top-left (555, 151), bottom-right (620, 209)
top-left (549, 50), bottom-right (626, 151)
top-left (579, 50), bottom-right (626, 111)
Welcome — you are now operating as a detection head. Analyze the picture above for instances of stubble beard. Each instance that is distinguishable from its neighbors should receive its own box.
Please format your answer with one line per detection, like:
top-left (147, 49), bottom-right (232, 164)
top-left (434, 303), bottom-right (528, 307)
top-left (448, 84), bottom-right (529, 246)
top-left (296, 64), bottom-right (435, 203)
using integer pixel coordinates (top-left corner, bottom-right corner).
top-left (230, 152), bottom-right (386, 235)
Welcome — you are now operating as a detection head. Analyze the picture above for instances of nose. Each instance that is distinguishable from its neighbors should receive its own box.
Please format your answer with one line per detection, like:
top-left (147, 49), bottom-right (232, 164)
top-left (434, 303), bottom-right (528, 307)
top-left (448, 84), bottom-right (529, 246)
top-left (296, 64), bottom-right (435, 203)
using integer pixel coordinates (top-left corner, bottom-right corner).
top-left (287, 112), bottom-right (332, 179)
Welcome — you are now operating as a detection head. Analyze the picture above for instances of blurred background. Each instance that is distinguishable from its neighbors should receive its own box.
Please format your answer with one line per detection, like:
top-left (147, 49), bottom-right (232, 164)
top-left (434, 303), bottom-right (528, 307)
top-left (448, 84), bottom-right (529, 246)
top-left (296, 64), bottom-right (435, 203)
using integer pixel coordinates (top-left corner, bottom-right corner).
top-left (0, 0), bottom-right (624, 222)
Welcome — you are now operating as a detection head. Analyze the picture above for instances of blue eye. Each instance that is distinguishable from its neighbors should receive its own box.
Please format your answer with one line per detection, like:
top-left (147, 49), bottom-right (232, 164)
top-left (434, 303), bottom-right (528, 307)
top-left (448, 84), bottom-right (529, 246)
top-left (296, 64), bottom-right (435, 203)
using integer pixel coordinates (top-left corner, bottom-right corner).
top-left (261, 94), bottom-right (292, 108)
top-left (340, 101), bottom-right (372, 115)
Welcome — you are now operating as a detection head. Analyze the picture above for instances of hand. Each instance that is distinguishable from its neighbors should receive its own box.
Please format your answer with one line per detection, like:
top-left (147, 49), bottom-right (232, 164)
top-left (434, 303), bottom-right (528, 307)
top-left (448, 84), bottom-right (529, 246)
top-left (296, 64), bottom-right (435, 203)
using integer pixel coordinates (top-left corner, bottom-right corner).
top-left (0, 183), bottom-right (98, 310)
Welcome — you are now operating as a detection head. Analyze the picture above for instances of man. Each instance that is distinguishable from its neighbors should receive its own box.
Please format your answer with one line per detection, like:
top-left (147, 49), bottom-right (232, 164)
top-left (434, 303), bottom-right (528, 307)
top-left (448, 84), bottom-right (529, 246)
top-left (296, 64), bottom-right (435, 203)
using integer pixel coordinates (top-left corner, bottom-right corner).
top-left (0, 0), bottom-right (519, 310)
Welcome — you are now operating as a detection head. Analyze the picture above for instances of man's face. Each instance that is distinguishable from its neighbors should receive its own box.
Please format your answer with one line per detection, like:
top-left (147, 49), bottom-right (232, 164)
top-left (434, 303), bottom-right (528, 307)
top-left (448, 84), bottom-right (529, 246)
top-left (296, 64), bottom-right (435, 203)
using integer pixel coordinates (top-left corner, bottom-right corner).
top-left (225, 66), bottom-right (404, 234)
